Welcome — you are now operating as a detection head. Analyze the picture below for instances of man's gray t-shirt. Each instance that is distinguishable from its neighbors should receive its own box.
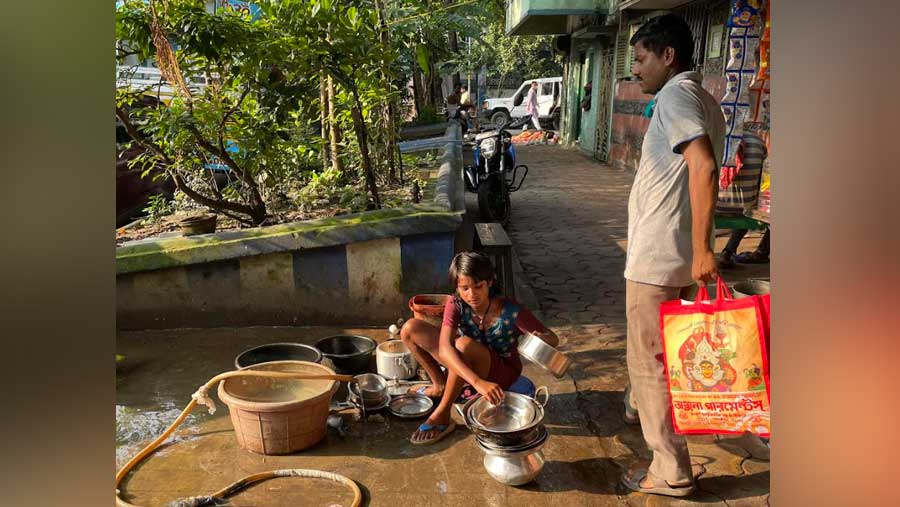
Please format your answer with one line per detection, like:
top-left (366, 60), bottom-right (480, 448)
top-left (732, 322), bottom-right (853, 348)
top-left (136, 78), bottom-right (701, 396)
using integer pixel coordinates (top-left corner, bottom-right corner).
top-left (624, 71), bottom-right (726, 288)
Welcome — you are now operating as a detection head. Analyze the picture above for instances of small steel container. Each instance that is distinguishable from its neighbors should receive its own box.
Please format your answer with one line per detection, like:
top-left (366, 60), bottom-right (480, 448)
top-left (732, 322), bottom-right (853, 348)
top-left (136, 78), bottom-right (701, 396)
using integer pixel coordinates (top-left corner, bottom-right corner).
top-left (348, 373), bottom-right (389, 408)
top-left (517, 333), bottom-right (570, 378)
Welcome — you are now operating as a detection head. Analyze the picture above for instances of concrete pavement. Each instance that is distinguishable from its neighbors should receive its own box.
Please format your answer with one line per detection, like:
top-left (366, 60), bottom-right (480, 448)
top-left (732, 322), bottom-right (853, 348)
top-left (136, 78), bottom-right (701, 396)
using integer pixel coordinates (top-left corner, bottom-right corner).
top-left (505, 145), bottom-right (770, 507)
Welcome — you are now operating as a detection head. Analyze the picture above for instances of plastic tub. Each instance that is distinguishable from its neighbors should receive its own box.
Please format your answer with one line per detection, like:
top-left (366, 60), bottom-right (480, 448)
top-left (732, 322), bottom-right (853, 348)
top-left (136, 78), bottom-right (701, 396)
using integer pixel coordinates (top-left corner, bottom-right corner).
top-left (409, 294), bottom-right (452, 326)
top-left (217, 360), bottom-right (339, 455)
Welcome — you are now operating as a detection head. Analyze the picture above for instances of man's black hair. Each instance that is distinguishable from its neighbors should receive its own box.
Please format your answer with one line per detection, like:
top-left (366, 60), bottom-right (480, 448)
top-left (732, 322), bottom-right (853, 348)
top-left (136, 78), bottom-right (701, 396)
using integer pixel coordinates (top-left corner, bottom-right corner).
top-left (629, 14), bottom-right (694, 71)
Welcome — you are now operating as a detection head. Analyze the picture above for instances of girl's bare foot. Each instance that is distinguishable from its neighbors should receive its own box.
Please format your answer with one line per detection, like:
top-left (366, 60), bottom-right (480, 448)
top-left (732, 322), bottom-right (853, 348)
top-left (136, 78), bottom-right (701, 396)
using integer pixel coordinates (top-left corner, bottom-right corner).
top-left (408, 384), bottom-right (444, 398)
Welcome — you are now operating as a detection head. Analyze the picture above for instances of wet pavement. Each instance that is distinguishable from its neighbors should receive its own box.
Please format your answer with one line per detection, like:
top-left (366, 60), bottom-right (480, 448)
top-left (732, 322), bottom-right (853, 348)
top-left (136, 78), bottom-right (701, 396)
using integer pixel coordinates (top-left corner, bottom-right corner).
top-left (116, 144), bottom-right (769, 506)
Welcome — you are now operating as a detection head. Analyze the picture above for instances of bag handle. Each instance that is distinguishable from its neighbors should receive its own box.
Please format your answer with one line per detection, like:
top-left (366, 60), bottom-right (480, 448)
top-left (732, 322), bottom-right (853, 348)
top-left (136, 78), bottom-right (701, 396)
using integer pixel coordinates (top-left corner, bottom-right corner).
top-left (695, 283), bottom-right (711, 302)
top-left (716, 276), bottom-right (734, 300)
top-left (694, 276), bottom-right (734, 305)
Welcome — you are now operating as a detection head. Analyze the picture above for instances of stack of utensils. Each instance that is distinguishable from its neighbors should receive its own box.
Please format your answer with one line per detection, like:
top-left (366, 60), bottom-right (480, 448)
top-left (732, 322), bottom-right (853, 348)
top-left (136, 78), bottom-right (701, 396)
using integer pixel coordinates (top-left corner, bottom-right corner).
top-left (457, 387), bottom-right (551, 485)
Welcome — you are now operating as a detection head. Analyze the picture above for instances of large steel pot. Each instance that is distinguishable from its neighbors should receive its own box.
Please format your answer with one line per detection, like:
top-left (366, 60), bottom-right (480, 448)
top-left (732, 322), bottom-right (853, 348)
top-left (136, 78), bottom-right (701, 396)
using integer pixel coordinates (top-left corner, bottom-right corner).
top-left (733, 279), bottom-right (770, 299)
top-left (517, 333), bottom-right (570, 378)
top-left (457, 388), bottom-right (549, 447)
top-left (315, 335), bottom-right (376, 374)
top-left (477, 429), bottom-right (549, 486)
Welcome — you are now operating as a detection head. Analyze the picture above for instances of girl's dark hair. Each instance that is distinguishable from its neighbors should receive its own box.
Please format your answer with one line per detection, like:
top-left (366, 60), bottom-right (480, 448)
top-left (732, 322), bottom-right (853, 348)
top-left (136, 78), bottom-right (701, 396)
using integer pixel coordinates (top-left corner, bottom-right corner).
top-left (630, 14), bottom-right (694, 72)
top-left (448, 251), bottom-right (502, 310)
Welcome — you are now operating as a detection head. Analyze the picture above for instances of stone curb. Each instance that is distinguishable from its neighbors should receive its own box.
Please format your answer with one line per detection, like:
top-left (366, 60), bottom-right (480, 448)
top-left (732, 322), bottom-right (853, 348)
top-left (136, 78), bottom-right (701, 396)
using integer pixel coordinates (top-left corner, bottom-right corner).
top-left (434, 123), bottom-right (464, 212)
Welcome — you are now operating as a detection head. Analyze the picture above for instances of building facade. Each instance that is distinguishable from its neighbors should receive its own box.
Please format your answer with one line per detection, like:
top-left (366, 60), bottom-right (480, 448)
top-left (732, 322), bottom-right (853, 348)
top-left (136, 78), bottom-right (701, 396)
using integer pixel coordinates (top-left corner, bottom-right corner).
top-left (507, 0), bottom-right (732, 173)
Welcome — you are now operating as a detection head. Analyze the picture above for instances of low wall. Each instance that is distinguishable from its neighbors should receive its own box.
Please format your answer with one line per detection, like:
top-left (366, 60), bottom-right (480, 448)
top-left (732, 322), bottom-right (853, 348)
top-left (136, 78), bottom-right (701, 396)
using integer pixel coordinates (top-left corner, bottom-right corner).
top-left (610, 76), bottom-right (726, 173)
top-left (117, 125), bottom-right (464, 329)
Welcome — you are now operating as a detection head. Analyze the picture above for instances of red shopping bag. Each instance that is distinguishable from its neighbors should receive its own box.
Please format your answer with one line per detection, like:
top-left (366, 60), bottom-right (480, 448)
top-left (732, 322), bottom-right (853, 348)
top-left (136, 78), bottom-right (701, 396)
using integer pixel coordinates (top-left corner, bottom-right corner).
top-left (660, 277), bottom-right (770, 437)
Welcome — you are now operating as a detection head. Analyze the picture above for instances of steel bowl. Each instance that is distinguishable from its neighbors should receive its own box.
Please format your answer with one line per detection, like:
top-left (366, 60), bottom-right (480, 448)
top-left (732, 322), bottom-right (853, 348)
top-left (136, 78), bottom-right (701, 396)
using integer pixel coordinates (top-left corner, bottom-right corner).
top-left (234, 342), bottom-right (323, 369)
top-left (458, 388), bottom-right (550, 447)
top-left (348, 373), bottom-right (389, 408)
top-left (476, 424), bottom-right (547, 453)
top-left (315, 335), bottom-right (377, 374)
top-left (468, 389), bottom-right (549, 432)
top-left (517, 333), bottom-right (570, 378)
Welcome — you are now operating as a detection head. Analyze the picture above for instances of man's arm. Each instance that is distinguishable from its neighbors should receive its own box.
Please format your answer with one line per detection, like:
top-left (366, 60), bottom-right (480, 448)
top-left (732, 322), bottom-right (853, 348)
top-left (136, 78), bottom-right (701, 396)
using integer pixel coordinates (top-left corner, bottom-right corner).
top-left (681, 135), bottom-right (719, 284)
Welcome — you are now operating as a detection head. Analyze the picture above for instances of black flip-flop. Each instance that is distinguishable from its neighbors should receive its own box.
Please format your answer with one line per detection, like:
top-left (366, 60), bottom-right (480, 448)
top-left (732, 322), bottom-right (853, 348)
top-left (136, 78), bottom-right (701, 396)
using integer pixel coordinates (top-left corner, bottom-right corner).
top-left (734, 250), bottom-right (769, 264)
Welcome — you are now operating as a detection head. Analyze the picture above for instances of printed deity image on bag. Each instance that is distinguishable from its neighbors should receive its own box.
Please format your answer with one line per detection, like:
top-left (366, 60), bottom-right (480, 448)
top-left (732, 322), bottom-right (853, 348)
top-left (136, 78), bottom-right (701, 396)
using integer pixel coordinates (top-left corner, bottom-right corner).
top-left (677, 325), bottom-right (738, 392)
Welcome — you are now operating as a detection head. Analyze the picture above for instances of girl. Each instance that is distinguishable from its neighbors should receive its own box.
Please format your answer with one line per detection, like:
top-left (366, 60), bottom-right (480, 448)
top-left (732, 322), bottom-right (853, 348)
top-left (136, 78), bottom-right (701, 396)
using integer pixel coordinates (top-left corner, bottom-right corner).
top-left (400, 251), bottom-right (559, 445)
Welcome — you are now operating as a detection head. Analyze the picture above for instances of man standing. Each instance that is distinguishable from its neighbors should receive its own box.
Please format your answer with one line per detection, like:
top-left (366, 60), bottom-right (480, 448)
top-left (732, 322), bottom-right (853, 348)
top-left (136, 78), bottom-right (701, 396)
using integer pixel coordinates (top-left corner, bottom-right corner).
top-left (524, 81), bottom-right (541, 130)
top-left (620, 14), bottom-right (725, 497)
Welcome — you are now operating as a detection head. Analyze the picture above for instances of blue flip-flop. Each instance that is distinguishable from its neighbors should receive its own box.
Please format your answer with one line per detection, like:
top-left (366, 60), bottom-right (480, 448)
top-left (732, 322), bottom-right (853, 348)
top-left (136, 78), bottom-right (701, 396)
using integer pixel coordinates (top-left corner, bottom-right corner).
top-left (410, 422), bottom-right (456, 445)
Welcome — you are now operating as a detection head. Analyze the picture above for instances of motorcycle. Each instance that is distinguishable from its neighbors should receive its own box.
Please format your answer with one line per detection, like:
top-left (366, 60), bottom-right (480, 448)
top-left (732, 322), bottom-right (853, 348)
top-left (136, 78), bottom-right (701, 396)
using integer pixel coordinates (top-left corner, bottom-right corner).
top-left (463, 116), bottom-right (530, 226)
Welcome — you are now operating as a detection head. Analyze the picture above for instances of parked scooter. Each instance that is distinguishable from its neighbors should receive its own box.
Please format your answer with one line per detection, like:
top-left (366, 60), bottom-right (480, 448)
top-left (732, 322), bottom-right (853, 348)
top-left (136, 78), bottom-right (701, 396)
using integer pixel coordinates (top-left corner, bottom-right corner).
top-left (463, 116), bottom-right (530, 226)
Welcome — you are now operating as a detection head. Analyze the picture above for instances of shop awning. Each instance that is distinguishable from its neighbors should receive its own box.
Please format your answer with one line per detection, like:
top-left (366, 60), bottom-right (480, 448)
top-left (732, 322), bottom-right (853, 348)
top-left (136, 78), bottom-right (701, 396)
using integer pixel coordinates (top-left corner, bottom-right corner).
top-left (505, 0), bottom-right (608, 36)
top-left (617, 0), bottom-right (693, 11)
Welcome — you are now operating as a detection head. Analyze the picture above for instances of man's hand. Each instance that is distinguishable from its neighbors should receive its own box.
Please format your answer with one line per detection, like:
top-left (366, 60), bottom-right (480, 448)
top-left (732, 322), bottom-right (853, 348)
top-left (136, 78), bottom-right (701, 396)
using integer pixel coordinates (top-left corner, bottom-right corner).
top-left (475, 380), bottom-right (504, 405)
top-left (692, 249), bottom-right (718, 284)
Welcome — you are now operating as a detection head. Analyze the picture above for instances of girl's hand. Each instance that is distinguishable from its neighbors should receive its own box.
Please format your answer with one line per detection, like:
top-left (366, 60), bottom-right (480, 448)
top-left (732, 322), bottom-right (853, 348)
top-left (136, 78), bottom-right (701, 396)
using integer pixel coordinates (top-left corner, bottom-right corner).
top-left (475, 380), bottom-right (504, 405)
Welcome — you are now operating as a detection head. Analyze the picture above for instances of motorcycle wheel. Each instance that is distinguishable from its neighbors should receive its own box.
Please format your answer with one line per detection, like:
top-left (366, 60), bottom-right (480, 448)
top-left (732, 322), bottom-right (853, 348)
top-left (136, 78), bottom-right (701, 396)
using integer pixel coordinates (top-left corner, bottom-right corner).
top-left (491, 110), bottom-right (510, 129)
top-left (477, 175), bottom-right (510, 226)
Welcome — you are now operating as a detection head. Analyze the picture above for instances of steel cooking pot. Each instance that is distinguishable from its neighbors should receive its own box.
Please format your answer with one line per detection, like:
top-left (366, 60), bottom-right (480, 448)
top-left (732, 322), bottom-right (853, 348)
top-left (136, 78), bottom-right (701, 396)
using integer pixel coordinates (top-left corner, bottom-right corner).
top-left (477, 428), bottom-right (549, 486)
top-left (517, 333), bottom-right (570, 378)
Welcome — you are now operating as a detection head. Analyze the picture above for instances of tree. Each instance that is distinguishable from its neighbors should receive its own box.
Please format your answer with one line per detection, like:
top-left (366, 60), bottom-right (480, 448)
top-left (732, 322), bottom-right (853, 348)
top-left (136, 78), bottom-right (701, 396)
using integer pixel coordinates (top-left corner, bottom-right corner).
top-left (116, 0), bottom-right (399, 224)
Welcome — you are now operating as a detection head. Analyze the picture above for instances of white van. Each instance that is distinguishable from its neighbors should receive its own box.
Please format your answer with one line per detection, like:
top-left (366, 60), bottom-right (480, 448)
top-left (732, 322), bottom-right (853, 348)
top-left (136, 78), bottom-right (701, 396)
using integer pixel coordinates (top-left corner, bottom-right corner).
top-left (479, 77), bottom-right (562, 129)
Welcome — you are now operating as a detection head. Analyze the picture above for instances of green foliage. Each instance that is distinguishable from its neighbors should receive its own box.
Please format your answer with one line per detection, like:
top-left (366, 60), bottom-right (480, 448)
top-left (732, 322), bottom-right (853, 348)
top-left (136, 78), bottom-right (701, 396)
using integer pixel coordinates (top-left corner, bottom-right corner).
top-left (142, 193), bottom-right (174, 223)
top-left (475, 18), bottom-right (564, 83)
top-left (116, 0), bottom-right (558, 225)
top-left (116, 0), bottom-right (404, 224)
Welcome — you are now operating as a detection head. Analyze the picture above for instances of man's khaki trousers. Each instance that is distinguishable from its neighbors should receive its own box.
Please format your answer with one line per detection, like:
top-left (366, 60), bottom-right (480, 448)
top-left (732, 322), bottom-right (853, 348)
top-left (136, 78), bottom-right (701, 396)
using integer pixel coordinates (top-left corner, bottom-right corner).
top-left (625, 279), bottom-right (694, 484)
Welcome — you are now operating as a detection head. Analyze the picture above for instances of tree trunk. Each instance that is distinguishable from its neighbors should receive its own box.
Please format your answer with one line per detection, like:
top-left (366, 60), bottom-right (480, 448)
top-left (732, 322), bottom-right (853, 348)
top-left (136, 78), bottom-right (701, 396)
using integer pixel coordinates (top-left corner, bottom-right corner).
top-left (350, 91), bottom-right (381, 209)
top-left (327, 76), bottom-right (343, 173)
top-left (320, 73), bottom-right (330, 170)
top-left (375, 0), bottom-right (397, 182)
top-left (429, 60), bottom-right (442, 109)
top-left (445, 0), bottom-right (460, 87)
top-left (411, 67), bottom-right (423, 118)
